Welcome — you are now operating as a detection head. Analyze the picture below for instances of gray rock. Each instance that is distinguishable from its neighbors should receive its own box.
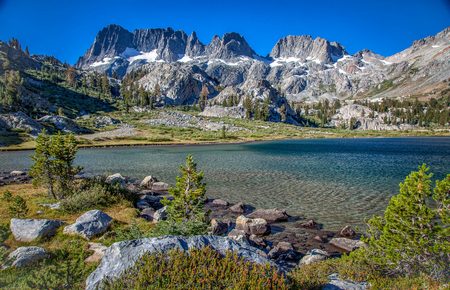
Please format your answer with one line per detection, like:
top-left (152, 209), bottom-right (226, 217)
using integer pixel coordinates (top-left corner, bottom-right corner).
top-left (39, 115), bottom-right (89, 134)
top-left (247, 208), bottom-right (289, 223)
top-left (235, 215), bottom-right (270, 236)
top-left (151, 181), bottom-right (169, 192)
top-left (227, 229), bottom-right (248, 243)
top-left (0, 112), bottom-right (44, 137)
top-left (212, 198), bottom-right (229, 206)
top-left (137, 195), bottom-right (163, 210)
top-left (229, 202), bottom-right (245, 213)
top-left (105, 173), bottom-right (126, 188)
top-left (93, 116), bottom-right (120, 128)
top-left (85, 242), bottom-right (108, 263)
top-left (10, 170), bottom-right (26, 176)
top-left (329, 238), bottom-right (365, 252)
top-left (63, 210), bottom-right (112, 239)
top-left (299, 249), bottom-right (330, 265)
top-left (268, 241), bottom-right (295, 259)
top-left (140, 175), bottom-right (157, 188)
top-left (339, 225), bottom-right (356, 238)
top-left (322, 273), bottom-right (368, 290)
top-left (85, 235), bottom-right (273, 290)
top-left (10, 218), bottom-right (63, 242)
top-left (4, 246), bottom-right (48, 268)
top-left (139, 208), bottom-right (156, 221)
top-left (210, 218), bottom-right (229, 235)
top-left (153, 206), bottom-right (167, 222)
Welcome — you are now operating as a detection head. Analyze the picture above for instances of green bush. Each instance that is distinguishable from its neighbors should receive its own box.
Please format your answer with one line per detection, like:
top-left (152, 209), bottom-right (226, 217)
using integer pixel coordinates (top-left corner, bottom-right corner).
top-left (0, 240), bottom-right (96, 289)
top-left (61, 177), bottom-right (132, 213)
top-left (104, 247), bottom-right (288, 290)
top-left (8, 195), bottom-right (28, 218)
top-left (1, 191), bottom-right (12, 202)
top-left (351, 165), bottom-right (449, 280)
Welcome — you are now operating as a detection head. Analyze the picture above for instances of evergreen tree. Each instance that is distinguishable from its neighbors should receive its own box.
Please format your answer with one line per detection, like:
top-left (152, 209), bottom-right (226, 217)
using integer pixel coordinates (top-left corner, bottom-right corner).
top-left (30, 131), bottom-right (81, 199)
top-left (243, 96), bottom-right (253, 119)
top-left (353, 165), bottom-right (449, 280)
top-left (199, 84), bottom-right (209, 110)
top-left (2, 70), bottom-right (23, 108)
top-left (155, 155), bottom-right (209, 236)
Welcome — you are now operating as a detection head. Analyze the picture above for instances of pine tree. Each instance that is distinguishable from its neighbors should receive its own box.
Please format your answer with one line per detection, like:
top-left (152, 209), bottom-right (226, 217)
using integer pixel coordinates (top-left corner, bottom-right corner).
top-left (199, 84), bottom-right (209, 111)
top-left (353, 164), bottom-right (449, 279)
top-left (30, 131), bottom-right (81, 199)
top-left (243, 96), bottom-right (253, 119)
top-left (2, 70), bottom-right (23, 108)
top-left (155, 155), bottom-right (209, 236)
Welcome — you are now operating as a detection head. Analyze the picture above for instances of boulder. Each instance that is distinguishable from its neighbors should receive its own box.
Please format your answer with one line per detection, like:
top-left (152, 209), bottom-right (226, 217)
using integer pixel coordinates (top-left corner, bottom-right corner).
top-left (268, 241), bottom-right (295, 259)
top-left (300, 219), bottom-right (319, 229)
top-left (212, 199), bottom-right (229, 206)
top-left (329, 238), bottom-right (365, 252)
top-left (299, 249), bottom-right (329, 265)
top-left (339, 225), bottom-right (356, 238)
top-left (93, 116), bottom-right (120, 128)
top-left (227, 229), bottom-right (248, 243)
top-left (229, 202), bottom-right (245, 213)
top-left (105, 173), bottom-right (126, 188)
top-left (140, 175), bottom-right (157, 188)
top-left (39, 115), bottom-right (90, 134)
top-left (85, 236), bottom-right (273, 290)
top-left (248, 234), bottom-right (266, 247)
top-left (10, 218), bottom-right (63, 242)
top-left (10, 170), bottom-right (26, 176)
top-left (247, 208), bottom-right (289, 223)
top-left (137, 195), bottom-right (163, 210)
top-left (153, 206), bottom-right (168, 222)
top-left (235, 215), bottom-right (270, 236)
top-left (139, 208), bottom-right (156, 221)
top-left (4, 246), bottom-right (48, 268)
top-left (85, 242), bottom-right (108, 263)
top-left (210, 219), bottom-right (229, 235)
top-left (151, 181), bottom-right (169, 192)
top-left (323, 273), bottom-right (368, 290)
top-left (63, 210), bottom-right (112, 239)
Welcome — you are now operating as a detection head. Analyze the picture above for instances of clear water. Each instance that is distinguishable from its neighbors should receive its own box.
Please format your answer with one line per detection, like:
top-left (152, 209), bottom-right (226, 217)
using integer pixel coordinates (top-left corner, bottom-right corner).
top-left (1, 137), bottom-right (449, 230)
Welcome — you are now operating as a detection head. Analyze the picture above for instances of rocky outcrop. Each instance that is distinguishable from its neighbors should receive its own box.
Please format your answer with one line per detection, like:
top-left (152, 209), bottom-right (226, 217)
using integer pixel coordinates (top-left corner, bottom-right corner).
top-left (10, 218), bottom-right (63, 242)
top-left (0, 112), bottom-right (44, 137)
top-left (63, 210), bottom-right (112, 239)
top-left (85, 235), bottom-right (273, 290)
top-left (39, 115), bottom-right (90, 134)
top-left (323, 273), bottom-right (368, 290)
top-left (3, 246), bottom-right (48, 268)
top-left (199, 105), bottom-right (246, 119)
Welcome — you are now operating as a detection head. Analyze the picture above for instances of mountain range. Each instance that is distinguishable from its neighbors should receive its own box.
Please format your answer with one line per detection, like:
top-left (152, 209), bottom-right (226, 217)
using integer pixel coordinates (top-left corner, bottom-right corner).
top-left (76, 24), bottom-right (450, 106)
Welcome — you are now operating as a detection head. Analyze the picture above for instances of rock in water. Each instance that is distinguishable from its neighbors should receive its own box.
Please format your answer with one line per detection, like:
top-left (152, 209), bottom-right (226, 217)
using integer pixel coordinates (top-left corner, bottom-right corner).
top-left (229, 202), bottom-right (245, 213)
top-left (339, 225), bottom-right (356, 238)
top-left (105, 173), bottom-right (126, 188)
top-left (85, 235), bottom-right (273, 290)
top-left (63, 210), bottom-right (112, 239)
top-left (235, 215), bottom-right (270, 236)
top-left (211, 199), bottom-right (229, 206)
top-left (329, 238), bottom-right (365, 252)
top-left (10, 218), bottom-right (63, 242)
top-left (247, 208), bottom-right (289, 223)
top-left (4, 246), bottom-right (48, 268)
top-left (140, 175), bottom-right (157, 188)
top-left (151, 182), bottom-right (169, 192)
top-left (299, 249), bottom-right (329, 265)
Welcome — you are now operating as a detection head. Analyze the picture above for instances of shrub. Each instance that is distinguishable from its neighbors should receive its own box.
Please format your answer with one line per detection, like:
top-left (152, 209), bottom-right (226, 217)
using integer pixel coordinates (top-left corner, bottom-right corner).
top-left (0, 240), bottom-right (96, 289)
top-left (1, 191), bottom-right (12, 202)
top-left (152, 155), bottom-right (209, 236)
top-left (104, 247), bottom-right (288, 289)
top-left (351, 164), bottom-right (449, 280)
top-left (8, 195), bottom-right (28, 218)
top-left (0, 223), bottom-right (10, 243)
top-left (61, 177), bottom-right (132, 213)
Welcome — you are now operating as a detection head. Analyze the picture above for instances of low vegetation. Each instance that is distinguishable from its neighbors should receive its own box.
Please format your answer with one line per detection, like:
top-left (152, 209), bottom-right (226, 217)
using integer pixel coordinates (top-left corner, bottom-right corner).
top-left (104, 247), bottom-right (288, 290)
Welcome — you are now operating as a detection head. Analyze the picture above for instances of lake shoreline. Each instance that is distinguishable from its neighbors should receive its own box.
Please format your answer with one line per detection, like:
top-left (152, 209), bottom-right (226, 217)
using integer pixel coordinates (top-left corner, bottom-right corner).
top-left (1, 131), bottom-right (450, 152)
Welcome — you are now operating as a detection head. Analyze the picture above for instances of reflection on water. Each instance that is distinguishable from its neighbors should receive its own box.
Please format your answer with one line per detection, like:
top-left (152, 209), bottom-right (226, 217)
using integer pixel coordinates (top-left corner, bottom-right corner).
top-left (1, 137), bottom-right (449, 230)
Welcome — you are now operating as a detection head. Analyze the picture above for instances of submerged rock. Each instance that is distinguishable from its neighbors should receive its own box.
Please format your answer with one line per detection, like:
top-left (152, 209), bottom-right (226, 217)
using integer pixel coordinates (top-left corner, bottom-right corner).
top-left (247, 208), bottom-right (289, 223)
top-left (10, 218), bottom-right (63, 242)
top-left (63, 210), bottom-right (112, 239)
top-left (4, 246), bottom-right (48, 268)
top-left (85, 235), bottom-right (273, 290)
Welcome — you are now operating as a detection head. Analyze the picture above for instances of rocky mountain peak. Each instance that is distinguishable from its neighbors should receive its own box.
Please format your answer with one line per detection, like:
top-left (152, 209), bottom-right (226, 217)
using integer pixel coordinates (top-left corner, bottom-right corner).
top-left (207, 32), bottom-right (256, 60)
top-left (269, 35), bottom-right (346, 63)
top-left (185, 31), bottom-right (205, 57)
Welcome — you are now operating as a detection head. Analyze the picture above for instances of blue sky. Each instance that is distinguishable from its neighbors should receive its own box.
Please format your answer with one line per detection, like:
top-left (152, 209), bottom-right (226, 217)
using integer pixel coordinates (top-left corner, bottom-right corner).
top-left (0, 0), bottom-right (449, 64)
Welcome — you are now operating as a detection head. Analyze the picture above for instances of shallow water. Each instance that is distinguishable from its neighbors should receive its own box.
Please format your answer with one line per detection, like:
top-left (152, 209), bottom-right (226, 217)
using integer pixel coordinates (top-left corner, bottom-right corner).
top-left (1, 137), bottom-right (449, 230)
